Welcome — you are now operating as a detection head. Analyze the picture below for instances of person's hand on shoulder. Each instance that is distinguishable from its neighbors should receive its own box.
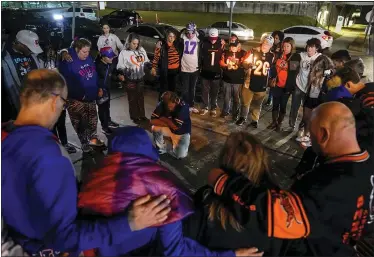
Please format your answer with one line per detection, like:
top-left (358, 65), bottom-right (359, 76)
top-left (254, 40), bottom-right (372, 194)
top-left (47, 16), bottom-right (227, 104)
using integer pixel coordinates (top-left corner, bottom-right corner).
top-left (235, 247), bottom-right (264, 256)
top-left (61, 51), bottom-right (73, 62)
top-left (128, 194), bottom-right (171, 231)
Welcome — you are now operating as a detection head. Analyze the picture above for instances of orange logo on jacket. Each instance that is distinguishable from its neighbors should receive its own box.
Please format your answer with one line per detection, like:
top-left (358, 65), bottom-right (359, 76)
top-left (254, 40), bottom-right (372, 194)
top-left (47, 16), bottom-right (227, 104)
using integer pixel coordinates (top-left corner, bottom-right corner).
top-left (275, 191), bottom-right (303, 228)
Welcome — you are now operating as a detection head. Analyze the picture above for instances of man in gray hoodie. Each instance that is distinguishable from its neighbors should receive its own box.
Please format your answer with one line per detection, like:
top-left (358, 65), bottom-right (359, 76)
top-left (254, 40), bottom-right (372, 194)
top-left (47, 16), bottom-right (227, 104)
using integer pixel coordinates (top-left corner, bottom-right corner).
top-left (2, 30), bottom-right (44, 122)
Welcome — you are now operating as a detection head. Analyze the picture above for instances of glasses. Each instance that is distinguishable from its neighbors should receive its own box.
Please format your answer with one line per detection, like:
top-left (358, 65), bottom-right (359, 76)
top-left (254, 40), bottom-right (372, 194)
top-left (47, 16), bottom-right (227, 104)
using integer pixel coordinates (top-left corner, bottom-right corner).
top-left (51, 92), bottom-right (67, 110)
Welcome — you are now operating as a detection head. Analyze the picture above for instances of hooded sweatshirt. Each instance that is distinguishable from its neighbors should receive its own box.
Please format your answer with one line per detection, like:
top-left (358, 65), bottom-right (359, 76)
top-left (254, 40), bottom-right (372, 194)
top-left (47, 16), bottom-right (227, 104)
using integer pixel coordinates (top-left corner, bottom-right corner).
top-left (59, 48), bottom-right (98, 101)
top-left (97, 33), bottom-right (123, 56)
top-left (78, 127), bottom-right (235, 256)
top-left (1, 123), bottom-right (132, 255)
top-left (296, 52), bottom-right (321, 93)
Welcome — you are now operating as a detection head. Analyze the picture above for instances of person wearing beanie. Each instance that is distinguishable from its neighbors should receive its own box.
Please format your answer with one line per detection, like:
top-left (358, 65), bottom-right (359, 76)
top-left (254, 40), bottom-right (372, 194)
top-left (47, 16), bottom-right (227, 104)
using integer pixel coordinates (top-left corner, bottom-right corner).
top-left (180, 22), bottom-right (202, 114)
top-left (96, 46), bottom-right (120, 135)
top-left (199, 28), bottom-right (225, 117)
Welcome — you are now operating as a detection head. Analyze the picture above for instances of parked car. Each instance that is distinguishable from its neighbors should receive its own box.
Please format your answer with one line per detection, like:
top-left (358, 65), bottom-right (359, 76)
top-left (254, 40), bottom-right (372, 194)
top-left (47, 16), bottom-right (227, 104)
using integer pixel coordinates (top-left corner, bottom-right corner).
top-left (63, 6), bottom-right (97, 21)
top-left (115, 23), bottom-right (180, 57)
top-left (200, 21), bottom-right (254, 41)
top-left (262, 26), bottom-right (333, 50)
top-left (100, 9), bottom-right (143, 28)
top-left (60, 17), bottom-right (102, 49)
top-left (2, 9), bottom-right (61, 47)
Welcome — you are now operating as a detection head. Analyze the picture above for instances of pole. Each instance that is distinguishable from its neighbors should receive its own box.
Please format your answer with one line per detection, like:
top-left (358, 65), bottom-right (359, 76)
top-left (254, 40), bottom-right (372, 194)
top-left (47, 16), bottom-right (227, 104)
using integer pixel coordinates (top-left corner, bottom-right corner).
top-left (364, 6), bottom-right (374, 44)
top-left (72, 1), bottom-right (76, 41)
top-left (327, 2), bottom-right (333, 30)
top-left (229, 1), bottom-right (233, 38)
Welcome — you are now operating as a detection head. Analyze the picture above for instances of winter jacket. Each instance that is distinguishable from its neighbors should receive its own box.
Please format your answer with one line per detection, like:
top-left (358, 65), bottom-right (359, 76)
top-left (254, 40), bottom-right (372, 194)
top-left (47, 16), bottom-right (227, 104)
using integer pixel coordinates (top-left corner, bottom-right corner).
top-left (209, 150), bottom-right (374, 256)
top-left (1, 47), bottom-right (44, 117)
top-left (95, 58), bottom-right (111, 89)
top-left (59, 48), bottom-right (99, 101)
top-left (270, 52), bottom-right (301, 93)
top-left (152, 39), bottom-right (182, 78)
top-left (183, 181), bottom-right (287, 256)
top-left (296, 52), bottom-right (322, 93)
top-left (78, 126), bottom-right (235, 257)
top-left (1, 122), bottom-right (132, 255)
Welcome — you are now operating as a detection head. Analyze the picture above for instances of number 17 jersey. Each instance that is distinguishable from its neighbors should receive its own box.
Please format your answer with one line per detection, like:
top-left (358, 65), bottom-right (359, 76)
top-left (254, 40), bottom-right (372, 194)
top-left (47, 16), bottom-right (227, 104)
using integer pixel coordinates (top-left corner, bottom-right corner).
top-left (249, 50), bottom-right (275, 92)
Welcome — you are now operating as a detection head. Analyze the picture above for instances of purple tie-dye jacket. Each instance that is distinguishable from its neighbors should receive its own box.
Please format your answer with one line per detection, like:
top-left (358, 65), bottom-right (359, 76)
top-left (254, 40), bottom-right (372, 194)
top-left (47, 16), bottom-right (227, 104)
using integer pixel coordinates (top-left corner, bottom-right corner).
top-left (78, 152), bottom-right (194, 226)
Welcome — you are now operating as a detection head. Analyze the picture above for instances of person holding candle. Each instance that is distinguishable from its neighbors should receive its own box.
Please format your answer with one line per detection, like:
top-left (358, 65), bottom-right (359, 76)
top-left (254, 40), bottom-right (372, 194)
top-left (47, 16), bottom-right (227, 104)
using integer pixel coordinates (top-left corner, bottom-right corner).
top-left (236, 36), bottom-right (275, 128)
top-left (219, 38), bottom-right (248, 121)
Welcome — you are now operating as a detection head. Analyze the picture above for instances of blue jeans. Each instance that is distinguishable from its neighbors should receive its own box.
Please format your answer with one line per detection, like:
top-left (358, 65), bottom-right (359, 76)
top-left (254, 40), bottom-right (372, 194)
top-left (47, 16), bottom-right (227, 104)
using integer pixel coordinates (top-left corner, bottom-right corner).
top-left (223, 82), bottom-right (241, 116)
top-left (290, 86), bottom-right (306, 128)
top-left (153, 126), bottom-right (190, 159)
top-left (180, 71), bottom-right (199, 107)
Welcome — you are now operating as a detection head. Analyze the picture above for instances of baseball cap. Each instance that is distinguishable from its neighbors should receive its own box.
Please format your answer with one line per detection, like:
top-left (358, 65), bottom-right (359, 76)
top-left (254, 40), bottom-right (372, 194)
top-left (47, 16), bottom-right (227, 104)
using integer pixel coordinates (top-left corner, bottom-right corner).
top-left (209, 28), bottom-right (219, 38)
top-left (262, 35), bottom-right (274, 46)
top-left (100, 46), bottom-right (116, 58)
top-left (16, 30), bottom-right (43, 54)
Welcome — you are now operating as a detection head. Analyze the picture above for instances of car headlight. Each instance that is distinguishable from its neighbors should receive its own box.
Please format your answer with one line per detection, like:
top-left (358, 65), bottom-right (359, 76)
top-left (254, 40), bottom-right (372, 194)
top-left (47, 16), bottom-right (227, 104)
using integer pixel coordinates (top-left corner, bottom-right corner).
top-left (53, 14), bottom-right (63, 21)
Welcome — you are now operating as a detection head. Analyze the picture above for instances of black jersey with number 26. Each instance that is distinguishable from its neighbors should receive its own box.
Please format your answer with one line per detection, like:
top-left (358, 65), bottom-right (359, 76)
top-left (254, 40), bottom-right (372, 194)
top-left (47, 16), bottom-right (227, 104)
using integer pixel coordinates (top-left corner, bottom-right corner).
top-left (249, 50), bottom-right (275, 92)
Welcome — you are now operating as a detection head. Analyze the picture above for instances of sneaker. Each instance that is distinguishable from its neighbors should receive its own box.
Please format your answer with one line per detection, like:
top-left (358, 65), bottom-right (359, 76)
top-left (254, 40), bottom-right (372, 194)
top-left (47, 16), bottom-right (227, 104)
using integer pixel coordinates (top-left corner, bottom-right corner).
top-left (200, 109), bottom-right (209, 116)
top-left (102, 128), bottom-right (113, 136)
top-left (108, 121), bottom-right (119, 129)
top-left (236, 117), bottom-right (247, 126)
top-left (301, 141), bottom-right (312, 148)
top-left (284, 126), bottom-right (295, 132)
top-left (249, 121), bottom-right (258, 129)
top-left (232, 115), bottom-right (239, 122)
top-left (210, 109), bottom-right (217, 117)
top-left (89, 138), bottom-right (105, 147)
top-left (220, 112), bottom-right (229, 118)
top-left (82, 144), bottom-right (93, 153)
top-left (296, 136), bottom-right (310, 142)
top-left (63, 143), bottom-right (77, 154)
top-left (189, 107), bottom-right (199, 114)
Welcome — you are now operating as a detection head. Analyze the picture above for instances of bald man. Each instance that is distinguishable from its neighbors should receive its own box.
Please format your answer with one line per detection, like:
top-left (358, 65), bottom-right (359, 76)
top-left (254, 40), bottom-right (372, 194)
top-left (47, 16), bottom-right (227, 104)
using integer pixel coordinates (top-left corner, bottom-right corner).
top-left (205, 101), bottom-right (373, 256)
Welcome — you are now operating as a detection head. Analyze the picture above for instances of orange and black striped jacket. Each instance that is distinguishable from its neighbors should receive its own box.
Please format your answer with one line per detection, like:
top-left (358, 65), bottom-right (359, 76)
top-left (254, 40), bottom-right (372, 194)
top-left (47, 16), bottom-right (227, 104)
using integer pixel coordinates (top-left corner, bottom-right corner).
top-left (152, 41), bottom-right (180, 70)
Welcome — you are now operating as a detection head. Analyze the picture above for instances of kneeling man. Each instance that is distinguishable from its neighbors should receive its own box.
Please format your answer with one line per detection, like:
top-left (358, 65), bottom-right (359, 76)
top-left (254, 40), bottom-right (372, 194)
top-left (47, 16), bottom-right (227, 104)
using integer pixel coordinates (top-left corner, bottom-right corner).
top-left (151, 91), bottom-right (191, 159)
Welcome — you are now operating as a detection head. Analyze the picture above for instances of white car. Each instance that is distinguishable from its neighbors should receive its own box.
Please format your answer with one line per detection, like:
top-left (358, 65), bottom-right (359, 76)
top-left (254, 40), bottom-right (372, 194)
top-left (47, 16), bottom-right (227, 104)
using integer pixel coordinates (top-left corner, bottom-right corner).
top-left (200, 21), bottom-right (254, 41)
top-left (63, 7), bottom-right (97, 21)
top-left (281, 26), bottom-right (333, 50)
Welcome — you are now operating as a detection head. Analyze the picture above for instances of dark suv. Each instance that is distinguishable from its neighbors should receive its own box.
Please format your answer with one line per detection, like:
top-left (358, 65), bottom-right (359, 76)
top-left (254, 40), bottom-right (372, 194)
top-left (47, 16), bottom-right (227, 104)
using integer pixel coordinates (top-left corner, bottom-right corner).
top-left (100, 9), bottom-right (143, 28)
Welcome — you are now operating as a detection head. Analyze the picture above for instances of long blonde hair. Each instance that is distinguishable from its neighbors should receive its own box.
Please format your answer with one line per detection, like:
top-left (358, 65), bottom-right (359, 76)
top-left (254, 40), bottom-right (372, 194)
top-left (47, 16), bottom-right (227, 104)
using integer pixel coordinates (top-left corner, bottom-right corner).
top-left (208, 132), bottom-right (270, 231)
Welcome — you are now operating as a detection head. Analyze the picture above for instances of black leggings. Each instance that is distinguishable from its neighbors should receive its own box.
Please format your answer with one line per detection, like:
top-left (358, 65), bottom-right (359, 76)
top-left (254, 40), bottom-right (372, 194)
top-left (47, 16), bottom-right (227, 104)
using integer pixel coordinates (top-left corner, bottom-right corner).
top-left (271, 87), bottom-right (288, 114)
top-left (159, 69), bottom-right (179, 98)
top-left (53, 110), bottom-right (68, 145)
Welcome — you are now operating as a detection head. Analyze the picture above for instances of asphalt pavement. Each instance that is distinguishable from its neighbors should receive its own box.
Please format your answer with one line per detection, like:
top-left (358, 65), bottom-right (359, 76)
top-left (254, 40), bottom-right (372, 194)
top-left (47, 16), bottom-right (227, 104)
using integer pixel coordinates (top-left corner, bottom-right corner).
top-left (68, 27), bottom-right (372, 192)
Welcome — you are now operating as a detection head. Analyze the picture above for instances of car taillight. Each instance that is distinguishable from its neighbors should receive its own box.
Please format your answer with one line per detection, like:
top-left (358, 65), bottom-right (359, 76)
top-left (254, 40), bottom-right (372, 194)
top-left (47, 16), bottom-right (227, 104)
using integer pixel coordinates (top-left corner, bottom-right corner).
top-left (322, 35), bottom-right (329, 41)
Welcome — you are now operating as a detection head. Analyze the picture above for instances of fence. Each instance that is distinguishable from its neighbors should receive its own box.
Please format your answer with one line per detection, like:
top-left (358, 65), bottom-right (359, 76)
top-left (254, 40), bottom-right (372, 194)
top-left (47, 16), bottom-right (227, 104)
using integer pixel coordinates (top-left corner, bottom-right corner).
top-left (107, 1), bottom-right (320, 18)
